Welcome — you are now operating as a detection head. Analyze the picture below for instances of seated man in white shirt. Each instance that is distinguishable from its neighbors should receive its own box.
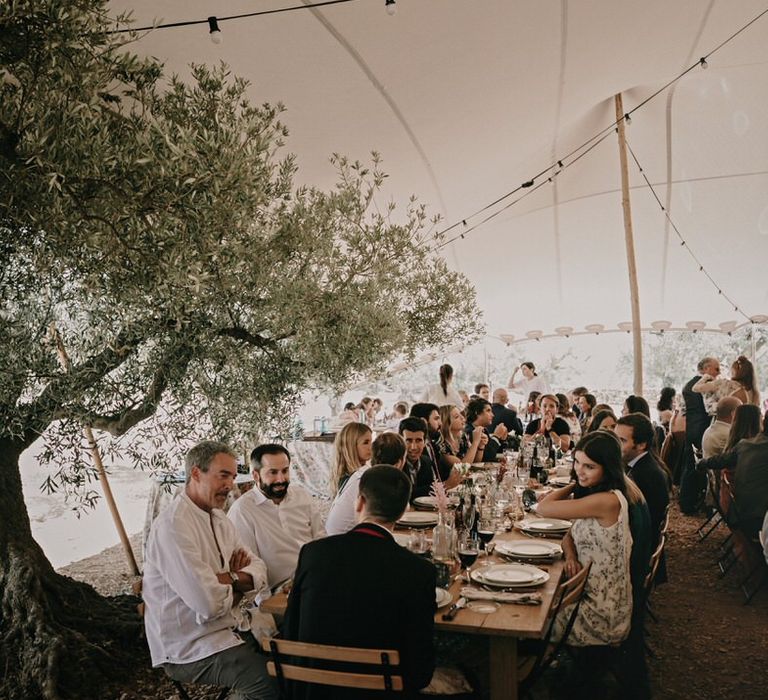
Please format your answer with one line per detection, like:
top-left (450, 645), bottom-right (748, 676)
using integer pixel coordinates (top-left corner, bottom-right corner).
top-left (142, 440), bottom-right (276, 699)
top-left (325, 432), bottom-right (406, 535)
top-left (228, 444), bottom-right (326, 589)
top-left (701, 396), bottom-right (741, 458)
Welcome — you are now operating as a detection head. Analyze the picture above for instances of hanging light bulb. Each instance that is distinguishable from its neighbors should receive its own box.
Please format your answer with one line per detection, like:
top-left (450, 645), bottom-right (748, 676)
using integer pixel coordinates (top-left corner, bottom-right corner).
top-left (208, 16), bottom-right (223, 44)
top-left (624, 113), bottom-right (632, 126)
top-left (699, 57), bottom-right (709, 69)
top-left (385, 0), bottom-right (397, 16)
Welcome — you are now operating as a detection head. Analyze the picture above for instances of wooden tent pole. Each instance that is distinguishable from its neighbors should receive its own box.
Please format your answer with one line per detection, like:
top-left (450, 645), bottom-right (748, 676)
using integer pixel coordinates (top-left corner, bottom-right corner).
top-left (50, 325), bottom-right (140, 576)
top-left (615, 93), bottom-right (644, 396)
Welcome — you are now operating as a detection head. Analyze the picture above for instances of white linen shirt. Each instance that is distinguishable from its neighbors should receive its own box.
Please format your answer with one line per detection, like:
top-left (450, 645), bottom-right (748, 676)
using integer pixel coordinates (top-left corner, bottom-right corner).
top-left (227, 483), bottom-right (326, 588)
top-left (324, 466), bottom-right (369, 536)
top-left (702, 420), bottom-right (731, 459)
top-left (142, 491), bottom-right (268, 667)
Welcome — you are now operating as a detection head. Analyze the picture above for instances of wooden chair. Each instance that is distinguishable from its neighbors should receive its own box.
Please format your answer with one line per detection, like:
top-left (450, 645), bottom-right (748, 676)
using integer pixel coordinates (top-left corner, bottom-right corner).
top-left (721, 473), bottom-right (767, 603)
top-left (517, 561), bottom-right (593, 697)
top-left (262, 637), bottom-right (404, 697)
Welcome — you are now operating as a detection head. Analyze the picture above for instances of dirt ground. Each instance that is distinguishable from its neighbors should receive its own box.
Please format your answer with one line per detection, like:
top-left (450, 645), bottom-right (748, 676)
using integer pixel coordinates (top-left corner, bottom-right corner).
top-left (59, 504), bottom-right (768, 699)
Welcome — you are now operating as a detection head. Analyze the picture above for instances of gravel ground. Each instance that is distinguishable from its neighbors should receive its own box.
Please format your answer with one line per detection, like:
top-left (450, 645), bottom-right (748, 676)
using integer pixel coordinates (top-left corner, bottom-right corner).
top-left (58, 502), bottom-right (768, 699)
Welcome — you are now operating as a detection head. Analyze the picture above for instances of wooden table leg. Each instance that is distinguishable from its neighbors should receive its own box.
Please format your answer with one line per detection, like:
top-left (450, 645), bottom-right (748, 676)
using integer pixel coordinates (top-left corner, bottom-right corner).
top-left (489, 636), bottom-right (517, 700)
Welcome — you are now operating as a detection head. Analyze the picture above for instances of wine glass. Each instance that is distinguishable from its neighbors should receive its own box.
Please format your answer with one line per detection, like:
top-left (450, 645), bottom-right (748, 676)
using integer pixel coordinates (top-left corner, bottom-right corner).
top-left (457, 535), bottom-right (479, 582)
top-left (477, 516), bottom-right (496, 561)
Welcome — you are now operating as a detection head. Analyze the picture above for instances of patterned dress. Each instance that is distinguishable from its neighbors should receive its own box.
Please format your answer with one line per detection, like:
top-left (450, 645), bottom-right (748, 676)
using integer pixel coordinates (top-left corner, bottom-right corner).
top-left (553, 489), bottom-right (634, 646)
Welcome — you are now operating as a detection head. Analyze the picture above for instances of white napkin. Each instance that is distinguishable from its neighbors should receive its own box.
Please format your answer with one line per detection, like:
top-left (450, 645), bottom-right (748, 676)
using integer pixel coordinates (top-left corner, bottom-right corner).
top-left (460, 586), bottom-right (542, 605)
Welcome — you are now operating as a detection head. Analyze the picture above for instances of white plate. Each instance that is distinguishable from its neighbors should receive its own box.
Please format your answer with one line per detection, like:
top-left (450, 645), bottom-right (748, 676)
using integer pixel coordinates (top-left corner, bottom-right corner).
top-left (413, 496), bottom-right (438, 509)
top-left (479, 563), bottom-right (544, 585)
top-left (549, 477), bottom-right (572, 488)
top-left (471, 566), bottom-right (549, 588)
top-left (496, 541), bottom-right (562, 558)
top-left (397, 512), bottom-right (438, 527)
top-left (519, 518), bottom-right (572, 532)
top-left (436, 588), bottom-right (453, 608)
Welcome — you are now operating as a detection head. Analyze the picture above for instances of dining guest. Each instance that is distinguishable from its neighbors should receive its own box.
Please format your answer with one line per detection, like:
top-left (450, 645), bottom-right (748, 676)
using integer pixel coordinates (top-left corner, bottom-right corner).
top-left (386, 400), bottom-right (409, 431)
top-left (570, 386), bottom-right (589, 417)
top-left (524, 394), bottom-right (571, 452)
top-left (284, 466), bottom-right (436, 699)
top-left (622, 395), bottom-right (665, 454)
top-left (577, 393), bottom-right (597, 431)
top-left (701, 397), bottom-right (741, 459)
top-left (420, 363), bottom-right (465, 409)
top-left (537, 431), bottom-right (646, 648)
top-left (410, 402), bottom-right (463, 488)
top-left (656, 387), bottom-right (676, 433)
top-left (143, 441), bottom-right (276, 700)
top-left (465, 398), bottom-right (508, 462)
top-left (508, 361), bottom-right (550, 396)
top-left (586, 409), bottom-right (617, 433)
top-left (399, 416), bottom-right (439, 499)
top-left (329, 422), bottom-right (372, 498)
top-left (615, 414), bottom-right (671, 554)
top-left (228, 444), bottom-right (326, 589)
top-left (474, 382), bottom-right (491, 401)
top-left (439, 404), bottom-right (485, 465)
top-left (458, 389), bottom-right (470, 408)
top-left (325, 432), bottom-right (406, 536)
top-left (556, 392), bottom-right (581, 444)
top-left (491, 387), bottom-right (524, 437)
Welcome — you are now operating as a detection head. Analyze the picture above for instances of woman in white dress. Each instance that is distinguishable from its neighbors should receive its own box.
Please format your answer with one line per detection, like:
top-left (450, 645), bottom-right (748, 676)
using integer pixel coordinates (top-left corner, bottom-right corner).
top-left (420, 363), bottom-right (464, 409)
top-left (537, 430), bottom-right (646, 646)
top-left (508, 361), bottom-right (550, 397)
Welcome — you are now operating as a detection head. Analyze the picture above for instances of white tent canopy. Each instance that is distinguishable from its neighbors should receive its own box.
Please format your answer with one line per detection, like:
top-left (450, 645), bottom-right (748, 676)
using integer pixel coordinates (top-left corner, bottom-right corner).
top-left (109, 0), bottom-right (768, 338)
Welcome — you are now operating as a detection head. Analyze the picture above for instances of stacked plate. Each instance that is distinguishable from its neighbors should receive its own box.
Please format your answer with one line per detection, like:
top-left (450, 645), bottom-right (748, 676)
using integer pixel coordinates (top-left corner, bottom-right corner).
top-left (412, 495), bottom-right (459, 511)
top-left (515, 518), bottom-right (572, 536)
top-left (470, 563), bottom-right (549, 588)
top-left (435, 587), bottom-right (453, 608)
top-left (548, 476), bottom-right (572, 488)
top-left (495, 540), bottom-right (562, 560)
top-left (397, 511), bottom-right (439, 528)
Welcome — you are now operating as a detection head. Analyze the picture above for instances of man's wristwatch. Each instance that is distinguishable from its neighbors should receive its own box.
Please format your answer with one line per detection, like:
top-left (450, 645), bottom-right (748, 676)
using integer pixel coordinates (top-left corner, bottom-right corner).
top-left (228, 571), bottom-right (240, 585)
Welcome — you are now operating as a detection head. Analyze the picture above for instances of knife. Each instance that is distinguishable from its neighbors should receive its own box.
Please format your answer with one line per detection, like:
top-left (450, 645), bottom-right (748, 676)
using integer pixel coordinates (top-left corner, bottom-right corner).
top-left (442, 597), bottom-right (467, 621)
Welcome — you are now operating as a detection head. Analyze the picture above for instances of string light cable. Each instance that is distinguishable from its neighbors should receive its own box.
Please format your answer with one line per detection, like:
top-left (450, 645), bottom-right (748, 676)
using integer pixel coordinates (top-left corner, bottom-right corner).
top-left (432, 5), bottom-right (768, 245)
top-left (624, 138), bottom-right (752, 322)
top-left (106, 0), bottom-right (363, 35)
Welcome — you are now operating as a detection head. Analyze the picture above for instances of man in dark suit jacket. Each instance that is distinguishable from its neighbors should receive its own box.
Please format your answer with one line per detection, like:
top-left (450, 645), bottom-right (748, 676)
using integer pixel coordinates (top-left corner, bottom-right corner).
top-left (490, 388), bottom-right (524, 437)
top-left (683, 357), bottom-right (720, 449)
top-left (283, 465), bottom-right (436, 700)
top-left (398, 416), bottom-right (438, 500)
top-left (698, 425), bottom-right (768, 536)
top-left (679, 357), bottom-right (721, 511)
top-left (616, 414), bottom-right (671, 544)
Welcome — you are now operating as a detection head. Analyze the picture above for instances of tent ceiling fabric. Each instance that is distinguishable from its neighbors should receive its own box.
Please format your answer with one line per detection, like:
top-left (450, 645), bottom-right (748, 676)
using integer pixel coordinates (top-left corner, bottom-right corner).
top-left (109, 0), bottom-right (768, 338)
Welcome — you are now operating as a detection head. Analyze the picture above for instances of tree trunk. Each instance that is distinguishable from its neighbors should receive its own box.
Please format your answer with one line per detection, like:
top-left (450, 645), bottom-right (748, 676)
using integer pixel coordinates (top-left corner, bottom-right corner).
top-left (0, 438), bottom-right (143, 700)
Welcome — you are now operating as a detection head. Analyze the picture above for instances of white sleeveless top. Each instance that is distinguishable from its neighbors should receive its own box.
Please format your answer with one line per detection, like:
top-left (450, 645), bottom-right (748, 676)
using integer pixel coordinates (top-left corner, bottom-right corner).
top-left (554, 489), bottom-right (634, 646)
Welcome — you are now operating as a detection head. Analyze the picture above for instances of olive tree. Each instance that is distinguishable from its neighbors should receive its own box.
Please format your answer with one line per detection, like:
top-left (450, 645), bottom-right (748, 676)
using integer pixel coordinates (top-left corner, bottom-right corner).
top-left (0, 2), bottom-right (482, 697)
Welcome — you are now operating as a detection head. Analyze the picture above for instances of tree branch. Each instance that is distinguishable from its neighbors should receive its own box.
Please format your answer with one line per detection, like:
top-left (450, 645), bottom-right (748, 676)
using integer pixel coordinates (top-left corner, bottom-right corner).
top-left (216, 326), bottom-right (293, 348)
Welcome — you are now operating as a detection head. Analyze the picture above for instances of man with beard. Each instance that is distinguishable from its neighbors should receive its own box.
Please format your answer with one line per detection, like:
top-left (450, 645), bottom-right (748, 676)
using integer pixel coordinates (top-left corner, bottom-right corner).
top-left (229, 444), bottom-right (326, 589)
top-left (409, 402), bottom-right (462, 488)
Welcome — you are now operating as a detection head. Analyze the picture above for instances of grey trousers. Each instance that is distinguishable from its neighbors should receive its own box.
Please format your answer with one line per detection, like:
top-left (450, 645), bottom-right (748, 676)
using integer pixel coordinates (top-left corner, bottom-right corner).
top-left (163, 632), bottom-right (278, 700)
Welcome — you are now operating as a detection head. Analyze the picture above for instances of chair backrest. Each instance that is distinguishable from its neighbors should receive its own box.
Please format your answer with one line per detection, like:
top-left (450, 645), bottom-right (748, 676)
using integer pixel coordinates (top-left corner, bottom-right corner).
top-left (262, 637), bottom-right (403, 694)
top-left (520, 560), bottom-right (592, 689)
top-left (644, 534), bottom-right (666, 594)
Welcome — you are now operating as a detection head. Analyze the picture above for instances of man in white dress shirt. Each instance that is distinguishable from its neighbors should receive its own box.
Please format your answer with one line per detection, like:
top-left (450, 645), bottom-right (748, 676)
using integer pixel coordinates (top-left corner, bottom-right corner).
top-left (701, 396), bottom-right (740, 458)
top-left (228, 444), bottom-right (326, 589)
top-left (142, 440), bottom-right (276, 699)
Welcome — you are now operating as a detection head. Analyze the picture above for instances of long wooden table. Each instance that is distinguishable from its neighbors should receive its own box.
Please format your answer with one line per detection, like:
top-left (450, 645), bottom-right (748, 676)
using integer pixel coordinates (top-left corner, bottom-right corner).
top-left (260, 526), bottom-right (564, 700)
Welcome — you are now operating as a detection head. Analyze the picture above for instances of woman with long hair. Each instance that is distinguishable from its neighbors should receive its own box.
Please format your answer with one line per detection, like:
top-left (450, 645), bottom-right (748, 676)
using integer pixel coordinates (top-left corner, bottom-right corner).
top-left (329, 422), bottom-right (372, 497)
top-left (420, 363), bottom-right (464, 409)
top-left (586, 408), bottom-right (617, 433)
top-left (557, 392), bottom-right (582, 444)
top-left (578, 393), bottom-right (597, 431)
top-left (438, 404), bottom-right (485, 464)
top-left (724, 403), bottom-right (762, 452)
top-left (693, 355), bottom-right (761, 412)
top-left (537, 431), bottom-right (648, 646)
top-left (656, 387), bottom-right (676, 432)
top-left (730, 356), bottom-right (760, 406)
